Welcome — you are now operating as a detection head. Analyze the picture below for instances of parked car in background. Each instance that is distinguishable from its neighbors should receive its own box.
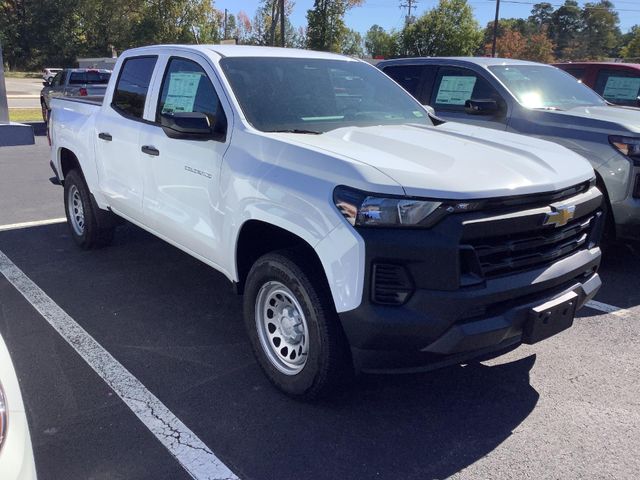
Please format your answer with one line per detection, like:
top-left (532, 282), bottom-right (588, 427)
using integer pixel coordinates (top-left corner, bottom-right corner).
top-left (0, 332), bottom-right (37, 479)
top-left (40, 68), bottom-right (111, 121)
top-left (49, 45), bottom-right (603, 398)
top-left (554, 62), bottom-right (640, 107)
top-left (378, 57), bottom-right (640, 240)
top-left (41, 67), bottom-right (62, 82)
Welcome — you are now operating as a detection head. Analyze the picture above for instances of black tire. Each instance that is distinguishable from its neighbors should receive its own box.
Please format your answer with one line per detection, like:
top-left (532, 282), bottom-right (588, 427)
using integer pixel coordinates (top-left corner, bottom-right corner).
top-left (243, 250), bottom-right (353, 399)
top-left (63, 169), bottom-right (115, 249)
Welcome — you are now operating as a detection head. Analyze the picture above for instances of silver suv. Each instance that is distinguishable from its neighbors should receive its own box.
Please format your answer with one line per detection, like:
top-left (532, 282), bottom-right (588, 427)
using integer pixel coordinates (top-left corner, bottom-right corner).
top-left (378, 57), bottom-right (640, 240)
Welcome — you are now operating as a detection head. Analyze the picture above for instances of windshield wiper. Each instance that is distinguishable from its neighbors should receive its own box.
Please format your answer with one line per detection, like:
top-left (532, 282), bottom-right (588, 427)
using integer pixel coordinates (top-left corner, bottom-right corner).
top-left (532, 106), bottom-right (564, 111)
top-left (266, 129), bottom-right (322, 134)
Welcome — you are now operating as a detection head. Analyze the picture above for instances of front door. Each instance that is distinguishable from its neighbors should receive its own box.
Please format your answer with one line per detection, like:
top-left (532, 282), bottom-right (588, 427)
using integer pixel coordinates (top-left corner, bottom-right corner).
top-left (138, 54), bottom-right (231, 265)
top-left (429, 66), bottom-right (508, 130)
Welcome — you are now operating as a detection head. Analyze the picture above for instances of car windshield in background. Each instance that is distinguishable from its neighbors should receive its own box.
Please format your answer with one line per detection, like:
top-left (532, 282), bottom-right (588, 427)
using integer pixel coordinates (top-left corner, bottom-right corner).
top-left (489, 65), bottom-right (606, 110)
top-left (69, 71), bottom-right (111, 85)
top-left (220, 57), bottom-right (432, 133)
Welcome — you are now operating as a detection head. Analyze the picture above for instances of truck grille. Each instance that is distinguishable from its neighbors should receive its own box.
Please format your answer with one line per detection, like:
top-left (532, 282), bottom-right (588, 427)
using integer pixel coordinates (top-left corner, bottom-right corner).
top-left (468, 214), bottom-right (596, 279)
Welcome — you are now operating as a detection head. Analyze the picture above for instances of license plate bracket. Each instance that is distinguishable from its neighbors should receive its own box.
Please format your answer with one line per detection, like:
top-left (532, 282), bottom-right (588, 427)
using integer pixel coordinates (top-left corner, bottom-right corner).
top-left (523, 291), bottom-right (579, 344)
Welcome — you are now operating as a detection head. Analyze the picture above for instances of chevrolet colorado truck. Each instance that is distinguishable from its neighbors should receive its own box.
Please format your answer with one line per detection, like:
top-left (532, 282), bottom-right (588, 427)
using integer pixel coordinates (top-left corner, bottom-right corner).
top-left (49, 45), bottom-right (604, 398)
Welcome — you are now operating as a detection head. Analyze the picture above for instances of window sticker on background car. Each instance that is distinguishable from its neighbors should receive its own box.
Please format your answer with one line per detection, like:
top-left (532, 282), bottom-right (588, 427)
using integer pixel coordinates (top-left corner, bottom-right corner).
top-left (162, 72), bottom-right (202, 113)
top-left (602, 76), bottom-right (640, 102)
top-left (435, 76), bottom-right (476, 105)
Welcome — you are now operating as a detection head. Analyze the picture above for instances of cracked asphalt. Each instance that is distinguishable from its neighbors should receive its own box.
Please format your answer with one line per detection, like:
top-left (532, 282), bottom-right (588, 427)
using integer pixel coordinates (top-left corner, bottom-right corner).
top-left (0, 135), bottom-right (638, 480)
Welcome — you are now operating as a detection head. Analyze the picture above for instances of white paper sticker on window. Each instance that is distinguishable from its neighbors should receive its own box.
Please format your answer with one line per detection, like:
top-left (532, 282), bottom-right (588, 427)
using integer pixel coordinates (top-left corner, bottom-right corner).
top-left (602, 76), bottom-right (640, 101)
top-left (435, 76), bottom-right (477, 105)
top-left (162, 72), bottom-right (202, 113)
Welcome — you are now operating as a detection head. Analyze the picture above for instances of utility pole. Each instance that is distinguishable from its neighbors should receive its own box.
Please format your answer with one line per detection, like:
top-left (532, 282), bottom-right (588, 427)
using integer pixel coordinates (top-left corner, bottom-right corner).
top-left (491, 0), bottom-right (500, 57)
top-left (224, 9), bottom-right (228, 39)
top-left (280, 0), bottom-right (285, 47)
top-left (400, 0), bottom-right (417, 26)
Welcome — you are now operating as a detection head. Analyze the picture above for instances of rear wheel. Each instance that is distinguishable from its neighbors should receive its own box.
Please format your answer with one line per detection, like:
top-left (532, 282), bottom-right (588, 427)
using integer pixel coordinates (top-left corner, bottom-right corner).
top-left (63, 169), bottom-right (115, 249)
top-left (243, 251), bottom-right (352, 399)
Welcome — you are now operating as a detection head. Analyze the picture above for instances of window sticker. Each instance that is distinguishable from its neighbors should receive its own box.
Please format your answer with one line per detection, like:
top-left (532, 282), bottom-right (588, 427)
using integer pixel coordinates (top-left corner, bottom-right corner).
top-left (435, 76), bottom-right (477, 105)
top-left (412, 110), bottom-right (425, 117)
top-left (602, 76), bottom-right (640, 101)
top-left (162, 72), bottom-right (202, 113)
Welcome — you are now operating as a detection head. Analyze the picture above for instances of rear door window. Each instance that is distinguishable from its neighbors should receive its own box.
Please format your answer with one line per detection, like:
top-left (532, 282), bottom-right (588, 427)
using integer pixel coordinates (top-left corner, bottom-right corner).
top-left (112, 56), bottom-right (158, 119)
top-left (431, 67), bottom-right (500, 111)
top-left (562, 67), bottom-right (586, 82)
top-left (383, 65), bottom-right (426, 97)
top-left (594, 69), bottom-right (640, 106)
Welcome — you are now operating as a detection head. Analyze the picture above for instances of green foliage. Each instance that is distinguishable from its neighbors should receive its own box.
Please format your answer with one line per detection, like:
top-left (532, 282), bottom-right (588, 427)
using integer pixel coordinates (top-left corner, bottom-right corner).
top-left (306, 0), bottom-right (363, 52)
top-left (580, 1), bottom-right (620, 59)
top-left (400, 0), bottom-right (482, 57)
top-left (341, 28), bottom-right (363, 57)
top-left (364, 25), bottom-right (397, 58)
top-left (620, 26), bottom-right (640, 60)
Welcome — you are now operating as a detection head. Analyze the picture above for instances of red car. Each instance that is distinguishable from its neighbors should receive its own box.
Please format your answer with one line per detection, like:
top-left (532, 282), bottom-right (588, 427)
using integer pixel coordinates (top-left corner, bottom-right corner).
top-left (553, 62), bottom-right (640, 107)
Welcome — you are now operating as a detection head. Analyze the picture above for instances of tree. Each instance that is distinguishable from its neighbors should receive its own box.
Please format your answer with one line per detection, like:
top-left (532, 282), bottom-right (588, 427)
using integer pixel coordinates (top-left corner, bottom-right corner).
top-left (486, 29), bottom-right (526, 58)
top-left (529, 3), bottom-right (554, 31)
top-left (342, 28), bottom-right (363, 57)
top-left (364, 25), bottom-right (397, 58)
top-left (306, 0), bottom-right (364, 52)
top-left (580, 1), bottom-right (620, 59)
top-left (400, 0), bottom-right (482, 57)
top-left (250, 0), bottom-right (298, 46)
top-left (525, 29), bottom-right (556, 62)
top-left (549, 0), bottom-right (583, 59)
top-left (621, 26), bottom-right (640, 60)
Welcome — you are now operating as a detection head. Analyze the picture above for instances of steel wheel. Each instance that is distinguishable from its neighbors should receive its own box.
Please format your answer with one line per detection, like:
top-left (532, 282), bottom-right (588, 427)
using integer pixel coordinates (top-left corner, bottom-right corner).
top-left (67, 184), bottom-right (85, 236)
top-left (255, 281), bottom-right (309, 375)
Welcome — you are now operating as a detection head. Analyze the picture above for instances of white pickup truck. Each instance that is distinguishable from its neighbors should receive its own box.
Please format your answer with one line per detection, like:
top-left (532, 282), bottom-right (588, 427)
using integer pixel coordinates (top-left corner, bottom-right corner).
top-left (49, 45), bottom-right (604, 398)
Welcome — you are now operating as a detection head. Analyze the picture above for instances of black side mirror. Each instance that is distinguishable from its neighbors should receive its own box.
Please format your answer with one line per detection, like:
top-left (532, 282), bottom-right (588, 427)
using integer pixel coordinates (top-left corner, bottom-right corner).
top-left (465, 99), bottom-right (499, 116)
top-left (160, 112), bottom-right (214, 140)
top-left (42, 80), bottom-right (50, 87)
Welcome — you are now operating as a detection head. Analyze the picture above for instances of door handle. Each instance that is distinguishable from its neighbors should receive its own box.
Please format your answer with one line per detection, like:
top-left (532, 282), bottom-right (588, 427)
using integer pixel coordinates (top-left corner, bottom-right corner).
top-left (98, 132), bottom-right (112, 141)
top-left (141, 145), bottom-right (160, 156)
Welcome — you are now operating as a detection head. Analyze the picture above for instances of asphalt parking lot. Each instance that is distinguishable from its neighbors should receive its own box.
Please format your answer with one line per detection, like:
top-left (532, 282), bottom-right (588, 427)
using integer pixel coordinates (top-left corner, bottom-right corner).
top-left (1, 134), bottom-right (639, 480)
top-left (5, 77), bottom-right (42, 109)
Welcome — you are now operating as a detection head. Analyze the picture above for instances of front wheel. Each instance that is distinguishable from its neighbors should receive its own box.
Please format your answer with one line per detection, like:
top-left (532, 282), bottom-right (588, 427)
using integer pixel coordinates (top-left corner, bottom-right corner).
top-left (63, 169), bottom-right (115, 249)
top-left (243, 251), bottom-right (352, 399)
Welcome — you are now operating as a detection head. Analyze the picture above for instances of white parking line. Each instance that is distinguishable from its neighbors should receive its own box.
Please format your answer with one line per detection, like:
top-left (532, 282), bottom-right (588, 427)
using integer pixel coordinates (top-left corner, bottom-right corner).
top-left (0, 218), bottom-right (66, 232)
top-left (0, 250), bottom-right (238, 480)
top-left (585, 300), bottom-right (636, 319)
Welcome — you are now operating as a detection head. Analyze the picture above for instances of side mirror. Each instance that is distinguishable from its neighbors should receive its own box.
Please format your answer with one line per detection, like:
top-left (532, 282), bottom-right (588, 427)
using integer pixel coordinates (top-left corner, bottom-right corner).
top-left (422, 104), bottom-right (446, 125)
top-left (424, 105), bottom-right (436, 117)
top-left (42, 80), bottom-right (50, 87)
top-left (160, 112), bottom-right (213, 140)
top-left (465, 99), bottom-right (499, 115)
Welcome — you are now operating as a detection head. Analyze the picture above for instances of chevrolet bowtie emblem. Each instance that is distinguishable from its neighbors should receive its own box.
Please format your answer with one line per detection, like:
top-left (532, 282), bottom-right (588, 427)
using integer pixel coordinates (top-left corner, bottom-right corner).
top-left (544, 205), bottom-right (576, 227)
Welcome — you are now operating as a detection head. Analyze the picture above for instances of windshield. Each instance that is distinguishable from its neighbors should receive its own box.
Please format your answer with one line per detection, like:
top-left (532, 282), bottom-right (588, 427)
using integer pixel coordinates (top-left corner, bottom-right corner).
top-left (489, 65), bottom-right (606, 110)
top-left (69, 71), bottom-right (111, 85)
top-left (220, 57), bottom-right (432, 133)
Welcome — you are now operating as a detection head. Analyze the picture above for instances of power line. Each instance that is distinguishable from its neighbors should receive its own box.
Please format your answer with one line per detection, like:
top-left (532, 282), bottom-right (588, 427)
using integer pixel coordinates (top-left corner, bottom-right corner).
top-left (399, 0), bottom-right (418, 25)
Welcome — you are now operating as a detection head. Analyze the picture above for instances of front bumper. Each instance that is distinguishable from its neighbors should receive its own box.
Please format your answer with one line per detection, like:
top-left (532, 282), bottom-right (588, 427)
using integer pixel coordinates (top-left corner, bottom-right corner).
top-left (338, 186), bottom-right (604, 372)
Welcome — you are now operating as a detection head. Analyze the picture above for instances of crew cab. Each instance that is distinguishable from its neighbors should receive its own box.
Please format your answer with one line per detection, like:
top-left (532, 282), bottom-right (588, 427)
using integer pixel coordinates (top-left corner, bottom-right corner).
top-left (378, 57), bottom-right (640, 240)
top-left (49, 45), bottom-right (603, 398)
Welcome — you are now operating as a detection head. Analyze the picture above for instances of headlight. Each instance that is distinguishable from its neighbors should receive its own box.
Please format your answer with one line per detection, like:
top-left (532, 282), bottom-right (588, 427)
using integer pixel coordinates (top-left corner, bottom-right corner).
top-left (0, 382), bottom-right (6, 452)
top-left (334, 186), bottom-right (469, 228)
top-left (609, 136), bottom-right (640, 164)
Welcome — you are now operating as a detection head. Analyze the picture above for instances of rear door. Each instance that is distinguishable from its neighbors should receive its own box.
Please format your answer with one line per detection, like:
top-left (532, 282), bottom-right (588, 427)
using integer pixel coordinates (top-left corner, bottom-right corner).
top-left (95, 56), bottom-right (158, 222)
top-left (138, 53), bottom-right (231, 264)
top-left (429, 66), bottom-right (508, 130)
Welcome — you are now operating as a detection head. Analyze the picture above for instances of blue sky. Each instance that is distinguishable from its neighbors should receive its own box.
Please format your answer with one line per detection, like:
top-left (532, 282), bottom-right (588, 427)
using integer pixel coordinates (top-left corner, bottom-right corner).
top-left (216, 0), bottom-right (640, 35)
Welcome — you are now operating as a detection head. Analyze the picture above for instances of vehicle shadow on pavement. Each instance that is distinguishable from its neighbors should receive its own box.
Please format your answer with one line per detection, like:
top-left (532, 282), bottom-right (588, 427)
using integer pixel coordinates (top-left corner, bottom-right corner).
top-left (581, 240), bottom-right (640, 313)
top-left (0, 223), bottom-right (540, 480)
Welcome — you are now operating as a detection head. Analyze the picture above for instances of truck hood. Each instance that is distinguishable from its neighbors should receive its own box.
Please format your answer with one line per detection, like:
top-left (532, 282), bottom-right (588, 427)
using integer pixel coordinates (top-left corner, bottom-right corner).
top-left (538, 105), bottom-right (640, 135)
top-left (283, 123), bottom-right (594, 199)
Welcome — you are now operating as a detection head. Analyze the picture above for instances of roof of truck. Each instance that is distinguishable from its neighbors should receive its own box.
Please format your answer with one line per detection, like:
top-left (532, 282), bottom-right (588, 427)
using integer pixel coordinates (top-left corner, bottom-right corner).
top-left (123, 44), bottom-right (357, 61)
